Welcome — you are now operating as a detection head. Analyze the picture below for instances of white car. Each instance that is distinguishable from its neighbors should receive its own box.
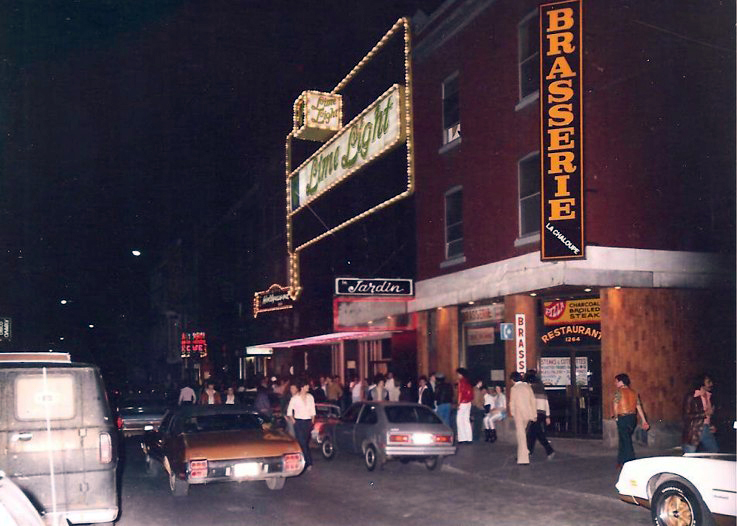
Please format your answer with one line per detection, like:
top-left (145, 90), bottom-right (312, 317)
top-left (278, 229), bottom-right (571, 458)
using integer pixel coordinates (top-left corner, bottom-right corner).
top-left (616, 453), bottom-right (736, 526)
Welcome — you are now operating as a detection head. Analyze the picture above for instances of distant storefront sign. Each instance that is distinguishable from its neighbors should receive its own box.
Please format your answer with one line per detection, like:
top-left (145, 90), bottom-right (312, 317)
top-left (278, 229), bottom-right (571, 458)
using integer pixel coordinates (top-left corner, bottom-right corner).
top-left (293, 91), bottom-right (343, 142)
top-left (516, 314), bottom-right (527, 373)
top-left (540, 356), bottom-right (588, 386)
top-left (540, 0), bottom-right (585, 260)
top-left (461, 303), bottom-right (504, 323)
top-left (0, 317), bottom-right (11, 341)
top-left (181, 332), bottom-right (207, 359)
top-left (246, 346), bottom-right (273, 356)
top-left (467, 326), bottom-right (495, 346)
top-left (335, 278), bottom-right (413, 296)
top-left (253, 284), bottom-right (295, 318)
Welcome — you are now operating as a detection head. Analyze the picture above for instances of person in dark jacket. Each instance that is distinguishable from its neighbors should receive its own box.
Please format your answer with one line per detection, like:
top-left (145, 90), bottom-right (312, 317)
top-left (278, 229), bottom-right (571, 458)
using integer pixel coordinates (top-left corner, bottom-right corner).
top-left (416, 375), bottom-right (434, 408)
top-left (399, 377), bottom-right (418, 402)
top-left (433, 373), bottom-right (453, 427)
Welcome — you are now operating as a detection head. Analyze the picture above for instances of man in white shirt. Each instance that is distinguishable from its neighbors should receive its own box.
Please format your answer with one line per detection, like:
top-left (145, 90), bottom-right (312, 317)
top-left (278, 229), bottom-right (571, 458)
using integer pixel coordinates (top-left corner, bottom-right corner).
top-left (386, 372), bottom-right (400, 402)
top-left (178, 384), bottom-right (196, 405)
top-left (286, 379), bottom-right (316, 471)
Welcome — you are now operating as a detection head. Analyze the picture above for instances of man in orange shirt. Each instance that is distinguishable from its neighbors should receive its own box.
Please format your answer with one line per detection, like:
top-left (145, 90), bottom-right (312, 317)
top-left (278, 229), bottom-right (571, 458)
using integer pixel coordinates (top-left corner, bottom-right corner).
top-left (613, 373), bottom-right (649, 468)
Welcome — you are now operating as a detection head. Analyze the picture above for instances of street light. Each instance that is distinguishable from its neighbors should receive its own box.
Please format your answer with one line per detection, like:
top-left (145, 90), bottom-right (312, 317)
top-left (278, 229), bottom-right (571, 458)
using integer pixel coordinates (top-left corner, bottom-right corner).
top-left (131, 250), bottom-right (141, 257)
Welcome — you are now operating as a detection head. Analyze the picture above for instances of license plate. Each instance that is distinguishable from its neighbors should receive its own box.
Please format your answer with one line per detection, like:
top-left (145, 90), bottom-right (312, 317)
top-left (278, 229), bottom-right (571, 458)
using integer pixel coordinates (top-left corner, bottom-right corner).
top-left (233, 462), bottom-right (260, 477)
top-left (412, 433), bottom-right (434, 445)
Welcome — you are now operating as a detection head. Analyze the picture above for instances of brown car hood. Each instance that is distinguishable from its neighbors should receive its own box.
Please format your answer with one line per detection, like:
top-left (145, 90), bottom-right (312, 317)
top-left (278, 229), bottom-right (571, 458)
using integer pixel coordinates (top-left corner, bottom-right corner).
top-left (183, 429), bottom-right (300, 460)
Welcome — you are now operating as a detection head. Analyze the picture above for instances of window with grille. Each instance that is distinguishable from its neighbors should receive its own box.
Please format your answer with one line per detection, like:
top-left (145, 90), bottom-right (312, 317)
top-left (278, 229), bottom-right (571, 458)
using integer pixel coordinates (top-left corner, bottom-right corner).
top-left (442, 73), bottom-right (460, 144)
top-left (518, 153), bottom-right (541, 237)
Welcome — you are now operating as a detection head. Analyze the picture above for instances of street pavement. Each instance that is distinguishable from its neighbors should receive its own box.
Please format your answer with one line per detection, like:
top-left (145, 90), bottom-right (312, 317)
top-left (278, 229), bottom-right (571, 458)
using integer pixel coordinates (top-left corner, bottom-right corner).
top-left (441, 436), bottom-right (676, 524)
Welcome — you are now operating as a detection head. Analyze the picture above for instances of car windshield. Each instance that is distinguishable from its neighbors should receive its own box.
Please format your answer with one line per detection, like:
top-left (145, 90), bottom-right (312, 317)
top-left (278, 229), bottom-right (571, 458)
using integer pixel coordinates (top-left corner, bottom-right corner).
top-left (385, 405), bottom-right (442, 424)
top-left (182, 412), bottom-right (263, 433)
top-left (119, 398), bottom-right (168, 411)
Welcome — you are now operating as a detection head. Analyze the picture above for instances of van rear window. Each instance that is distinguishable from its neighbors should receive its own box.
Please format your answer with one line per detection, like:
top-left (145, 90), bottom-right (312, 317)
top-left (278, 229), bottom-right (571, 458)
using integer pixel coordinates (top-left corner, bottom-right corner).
top-left (16, 374), bottom-right (76, 421)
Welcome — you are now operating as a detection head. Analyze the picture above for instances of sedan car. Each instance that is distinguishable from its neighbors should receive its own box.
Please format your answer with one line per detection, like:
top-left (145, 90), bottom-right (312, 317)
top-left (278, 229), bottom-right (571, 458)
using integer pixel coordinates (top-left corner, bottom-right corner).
top-left (320, 402), bottom-right (456, 471)
top-left (616, 453), bottom-right (736, 526)
top-left (311, 403), bottom-right (341, 445)
top-left (141, 406), bottom-right (304, 496)
top-left (116, 394), bottom-right (172, 436)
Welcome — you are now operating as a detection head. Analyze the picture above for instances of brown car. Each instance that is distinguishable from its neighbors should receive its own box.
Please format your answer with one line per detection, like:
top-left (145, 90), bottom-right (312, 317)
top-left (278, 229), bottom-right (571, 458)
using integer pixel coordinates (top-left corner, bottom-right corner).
top-left (142, 405), bottom-right (304, 496)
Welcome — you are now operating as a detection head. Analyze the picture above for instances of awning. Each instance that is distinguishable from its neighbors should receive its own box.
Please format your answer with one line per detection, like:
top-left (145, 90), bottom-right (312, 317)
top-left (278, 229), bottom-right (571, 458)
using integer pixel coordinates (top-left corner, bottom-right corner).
top-left (249, 330), bottom-right (395, 351)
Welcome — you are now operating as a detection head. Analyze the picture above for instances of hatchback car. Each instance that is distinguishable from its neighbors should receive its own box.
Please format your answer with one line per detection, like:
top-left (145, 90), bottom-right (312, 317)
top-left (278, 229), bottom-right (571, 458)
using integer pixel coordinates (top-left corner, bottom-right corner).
top-left (142, 405), bottom-right (304, 496)
top-left (319, 402), bottom-right (456, 471)
top-left (616, 452), bottom-right (736, 526)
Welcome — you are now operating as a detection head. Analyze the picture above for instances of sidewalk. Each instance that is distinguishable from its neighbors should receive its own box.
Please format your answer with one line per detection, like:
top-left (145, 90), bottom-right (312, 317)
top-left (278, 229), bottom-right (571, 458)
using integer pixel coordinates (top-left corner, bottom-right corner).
top-left (443, 437), bottom-right (677, 501)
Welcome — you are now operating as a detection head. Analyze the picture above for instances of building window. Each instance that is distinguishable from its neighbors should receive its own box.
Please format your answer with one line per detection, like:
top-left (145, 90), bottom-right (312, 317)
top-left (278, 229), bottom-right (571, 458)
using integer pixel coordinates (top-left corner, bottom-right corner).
top-left (518, 152), bottom-right (541, 237)
top-left (445, 186), bottom-right (463, 259)
top-left (442, 73), bottom-right (460, 144)
top-left (518, 11), bottom-right (539, 101)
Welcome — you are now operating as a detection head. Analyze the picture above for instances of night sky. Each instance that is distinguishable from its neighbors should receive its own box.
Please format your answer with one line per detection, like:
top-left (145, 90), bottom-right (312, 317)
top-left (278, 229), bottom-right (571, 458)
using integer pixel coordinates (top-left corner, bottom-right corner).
top-left (0, 1), bottom-right (442, 358)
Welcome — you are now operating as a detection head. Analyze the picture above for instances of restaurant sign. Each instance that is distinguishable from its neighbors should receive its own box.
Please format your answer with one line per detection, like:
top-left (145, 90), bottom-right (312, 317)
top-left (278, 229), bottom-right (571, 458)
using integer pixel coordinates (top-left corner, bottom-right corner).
top-left (543, 299), bottom-right (600, 325)
top-left (290, 84), bottom-right (406, 212)
top-left (335, 278), bottom-right (413, 296)
top-left (253, 284), bottom-right (295, 318)
top-left (540, 0), bottom-right (585, 260)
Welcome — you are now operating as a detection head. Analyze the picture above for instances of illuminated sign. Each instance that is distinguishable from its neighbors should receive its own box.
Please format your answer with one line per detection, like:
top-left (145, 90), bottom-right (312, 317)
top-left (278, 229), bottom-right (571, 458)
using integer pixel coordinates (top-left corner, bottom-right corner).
top-left (543, 299), bottom-right (600, 325)
top-left (181, 332), bottom-right (207, 359)
top-left (290, 84), bottom-right (406, 212)
top-left (461, 304), bottom-right (504, 323)
top-left (293, 91), bottom-right (343, 142)
top-left (253, 284), bottom-right (295, 318)
top-left (335, 278), bottom-right (413, 296)
top-left (540, 0), bottom-right (584, 260)
top-left (246, 346), bottom-right (273, 356)
top-left (516, 314), bottom-right (527, 373)
top-left (540, 324), bottom-right (601, 345)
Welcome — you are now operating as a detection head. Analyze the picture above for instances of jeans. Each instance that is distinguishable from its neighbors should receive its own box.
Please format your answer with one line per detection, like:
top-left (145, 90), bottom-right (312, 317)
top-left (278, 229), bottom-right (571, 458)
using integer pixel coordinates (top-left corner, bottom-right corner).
top-left (527, 413), bottom-right (554, 456)
top-left (294, 419), bottom-right (313, 468)
top-left (471, 406), bottom-right (485, 440)
top-left (683, 424), bottom-right (719, 453)
top-left (616, 414), bottom-right (637, 465)
top-left (436, 403), bottom-right (451, 428)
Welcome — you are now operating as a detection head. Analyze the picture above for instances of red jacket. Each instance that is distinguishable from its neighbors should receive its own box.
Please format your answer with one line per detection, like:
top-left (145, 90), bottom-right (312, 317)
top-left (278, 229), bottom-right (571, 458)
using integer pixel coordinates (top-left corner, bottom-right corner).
top-left (457, 377), bottom-right (473, 404)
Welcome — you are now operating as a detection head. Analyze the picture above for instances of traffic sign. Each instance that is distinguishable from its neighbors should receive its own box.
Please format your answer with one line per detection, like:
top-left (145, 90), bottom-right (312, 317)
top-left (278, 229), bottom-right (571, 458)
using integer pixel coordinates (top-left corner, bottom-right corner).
top-left (500, 322), bottom-right (513, 341)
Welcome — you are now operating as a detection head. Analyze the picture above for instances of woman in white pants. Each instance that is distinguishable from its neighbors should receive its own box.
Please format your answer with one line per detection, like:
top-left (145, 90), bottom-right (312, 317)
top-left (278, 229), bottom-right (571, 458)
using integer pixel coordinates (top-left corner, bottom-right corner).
top-left (483, 385), bottom-right (507, 442)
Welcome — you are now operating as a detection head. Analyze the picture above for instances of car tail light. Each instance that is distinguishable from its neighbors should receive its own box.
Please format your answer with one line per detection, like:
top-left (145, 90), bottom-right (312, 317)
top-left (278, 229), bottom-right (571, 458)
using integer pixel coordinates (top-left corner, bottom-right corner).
top-left (434, 434), bottom-right (453, 444)
top-left (283, 453), bottom-right (302, 472)
top-left (99, 432), bottom-right (113, 464)
top-left (389, 433), bottom-right (411, 443)
top-left (189, 460), bottom-right (208, 479)
top-left (116, 415), bottom-right (123, 430)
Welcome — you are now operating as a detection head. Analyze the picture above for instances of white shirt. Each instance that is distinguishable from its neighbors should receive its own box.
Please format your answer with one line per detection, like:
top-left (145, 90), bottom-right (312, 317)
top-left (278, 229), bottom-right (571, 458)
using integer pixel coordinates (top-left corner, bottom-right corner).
top-left (418, 385), bottom-right (427, 404)
top-left (351, 382), bottom-right (363, 402)
top-left (178, 386), bottom-right (196, 405)
top-left (286, 393), bottom-right (316, 420)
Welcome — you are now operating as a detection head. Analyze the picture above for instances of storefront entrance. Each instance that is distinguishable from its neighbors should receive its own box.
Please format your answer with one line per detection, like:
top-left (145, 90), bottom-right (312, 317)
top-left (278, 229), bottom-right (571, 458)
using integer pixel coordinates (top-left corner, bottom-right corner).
top-left (541, 348), bottom-right (602, 437)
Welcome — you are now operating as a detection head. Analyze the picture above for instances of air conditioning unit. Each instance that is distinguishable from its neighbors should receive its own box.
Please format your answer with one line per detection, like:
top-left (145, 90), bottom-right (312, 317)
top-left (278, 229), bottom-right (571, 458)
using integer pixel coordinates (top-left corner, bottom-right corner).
top-left (444, 123), bottom-right (461, 144)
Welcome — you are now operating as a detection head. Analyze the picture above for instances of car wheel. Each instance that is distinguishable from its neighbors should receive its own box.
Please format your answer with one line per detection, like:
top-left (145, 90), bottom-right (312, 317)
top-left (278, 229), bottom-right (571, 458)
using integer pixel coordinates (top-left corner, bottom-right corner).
top-left (651, 480), bottom-right (706, 526)
top-left (169, 470), bottom-right (189, 497)
top-left (321, 437), bottom-right (336, 460)
top-left (424, 455), bottom-right (444, 471)
top-left (364, 445), bottom-right (384, 471)
top-left (265, 477), bottom-right (285, 491)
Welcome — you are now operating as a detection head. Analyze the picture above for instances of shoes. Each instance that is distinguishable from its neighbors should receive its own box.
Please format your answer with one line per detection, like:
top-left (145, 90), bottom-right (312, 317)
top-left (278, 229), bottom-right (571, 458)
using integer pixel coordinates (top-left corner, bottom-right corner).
top-left (547, 452), bottom-right (555, 460)
top-left (489, 429), bottom-right (497, 443)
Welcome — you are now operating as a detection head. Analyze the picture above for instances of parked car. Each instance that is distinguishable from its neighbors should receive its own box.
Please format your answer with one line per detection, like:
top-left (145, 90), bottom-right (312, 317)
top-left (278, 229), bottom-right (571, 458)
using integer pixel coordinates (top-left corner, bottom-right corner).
top-left (141, 405), bottom-right (304, 496)
top-left (0, 470), bottom-right (45, 526)
top-left (311, 403), bottom-right (342, 445)
top-left (0, 352), bottom-right (118, 525)
top-left (240, 390), bottom-right (283, 420)
top-left (616, 452), bottom-right (736, 526)
top-left (115, 393), bottom-right (172, 436)
top-left (319, 401), bottom-right (456, 471)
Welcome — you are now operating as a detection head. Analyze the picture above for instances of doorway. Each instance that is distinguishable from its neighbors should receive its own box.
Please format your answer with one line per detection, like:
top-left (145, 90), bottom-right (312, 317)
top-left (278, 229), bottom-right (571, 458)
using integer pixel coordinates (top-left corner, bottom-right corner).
top-left (540, 348), bottom-right (602, 437)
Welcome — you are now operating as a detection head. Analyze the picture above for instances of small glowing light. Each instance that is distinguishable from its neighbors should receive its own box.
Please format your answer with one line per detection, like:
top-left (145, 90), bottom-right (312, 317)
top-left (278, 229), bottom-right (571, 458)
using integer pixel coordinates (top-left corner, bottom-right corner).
top-left (60, 299), bottom-right (68, 305)
top-left (584, 288), bottom-right (592, 292)
top-left (88, 324), bottom-right (94, 329)
top-left (529, 293), bottom-right (537, 297)
top-left (59, 337), bottom-right (64, 341)
top-left (468, 301), bottom-right (475, 305)
top-left (131, 250), bottom-right (141, 257)
top-left (614, 286), bottom-right (622, 290)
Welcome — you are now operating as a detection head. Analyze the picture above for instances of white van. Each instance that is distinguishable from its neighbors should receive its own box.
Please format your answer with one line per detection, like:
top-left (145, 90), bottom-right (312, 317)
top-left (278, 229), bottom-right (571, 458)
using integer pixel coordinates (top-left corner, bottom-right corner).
top-left (0, 353), bottom-right (118, 525)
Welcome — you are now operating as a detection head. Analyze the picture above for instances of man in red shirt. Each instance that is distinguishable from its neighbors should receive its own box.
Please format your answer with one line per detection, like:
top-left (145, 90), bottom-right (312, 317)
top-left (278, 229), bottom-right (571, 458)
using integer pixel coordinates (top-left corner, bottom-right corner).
top-left (456, 368), bottom-right (474, 444)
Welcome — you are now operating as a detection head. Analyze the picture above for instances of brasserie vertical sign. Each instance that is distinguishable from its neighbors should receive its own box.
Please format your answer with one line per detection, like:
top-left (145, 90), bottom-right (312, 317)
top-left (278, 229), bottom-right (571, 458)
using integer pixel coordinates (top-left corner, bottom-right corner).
top-left (540, 0), bottom-right (584, 260)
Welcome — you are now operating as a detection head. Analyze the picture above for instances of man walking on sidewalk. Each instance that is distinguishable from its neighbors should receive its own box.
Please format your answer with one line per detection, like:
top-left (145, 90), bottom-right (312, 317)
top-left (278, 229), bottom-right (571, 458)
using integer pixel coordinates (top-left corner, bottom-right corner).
top-left (613, 373), bottom-right (649, 468)
top-left (509, 371), bottom-right (537, 465)
top-left (525, 370), bottom-right (555, 460)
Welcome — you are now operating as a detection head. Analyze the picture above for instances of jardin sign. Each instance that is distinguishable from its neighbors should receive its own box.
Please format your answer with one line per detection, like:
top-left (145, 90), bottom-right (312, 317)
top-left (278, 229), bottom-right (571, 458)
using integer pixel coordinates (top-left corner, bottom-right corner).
top-left (290, 84), bottom-right (406, 212)
top-left (335, 278), bottom-right (413, 296)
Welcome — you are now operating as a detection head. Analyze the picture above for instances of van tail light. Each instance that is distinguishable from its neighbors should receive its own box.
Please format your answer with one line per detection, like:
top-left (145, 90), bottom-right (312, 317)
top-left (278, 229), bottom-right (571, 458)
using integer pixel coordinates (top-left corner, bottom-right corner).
top-left (189, 460), bottom-right (208, 479)
top-left (388, 433), bottom-right (410, 443)
top-left (115, 415), bottom-right (123, 430)
top-left (99, 432), bottom-right (113, 464)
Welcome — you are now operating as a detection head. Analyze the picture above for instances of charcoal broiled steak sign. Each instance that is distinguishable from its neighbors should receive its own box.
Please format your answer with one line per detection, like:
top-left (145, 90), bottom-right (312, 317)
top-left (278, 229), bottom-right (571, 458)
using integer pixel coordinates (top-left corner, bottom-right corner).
top-left (335, 278), bottom-right (413, 296)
